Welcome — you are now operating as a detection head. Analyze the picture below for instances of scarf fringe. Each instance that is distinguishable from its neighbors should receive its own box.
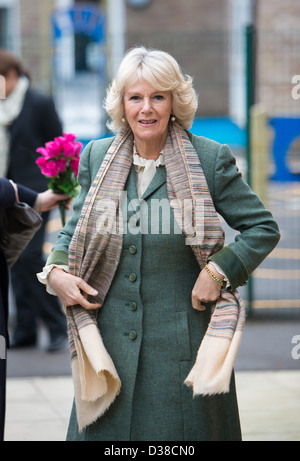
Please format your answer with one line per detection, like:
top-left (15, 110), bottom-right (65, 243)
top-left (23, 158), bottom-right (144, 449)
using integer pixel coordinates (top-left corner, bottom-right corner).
top-left (72, 359), bottom-right (121, 433)
top-left (71, 324), bottom-right (121, 432)
top-left (185, 290), bottom-right (245, 396)
top-left (184, 318), bottom-right (244, 396)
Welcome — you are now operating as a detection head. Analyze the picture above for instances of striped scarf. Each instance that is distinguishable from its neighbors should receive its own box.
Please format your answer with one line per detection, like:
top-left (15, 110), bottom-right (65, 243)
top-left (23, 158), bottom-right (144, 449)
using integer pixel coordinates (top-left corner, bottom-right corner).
top-left (67, 123), bottom-right (245, 432)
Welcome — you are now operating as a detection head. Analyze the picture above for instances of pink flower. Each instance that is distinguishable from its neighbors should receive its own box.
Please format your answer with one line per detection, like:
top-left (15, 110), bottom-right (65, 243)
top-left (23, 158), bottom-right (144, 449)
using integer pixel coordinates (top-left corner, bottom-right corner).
top-left (70, 157), bottom-right (80, 176)
top-left (36, 156), bottom-right (48, 169)
top-left (74, 141), bottom-right (83, 156)
top-left (54, 133), bottom-right (76, 148)
top-left (45, 161), bottom-right (61, 177)
top-left (36, 147), bottom-right (53, 160)
top-left (45, 141), bottom-right (62, 158)
top-left (50, 134), bottom-right (82, 160)
top-left (36, 132), bottom-right (82, 226)
top-left (53, 136), bottom-right (66, 152)
top-left (36, 157), bottom-right (60, 177)
top-left (63, 133), bottom-right (77, 142)
top-left (36, 133), bottom-right (81, 179)
top-left (56, 157), bottom-right (67, 173)
top-left (62, 141), bottom-right (77, 158)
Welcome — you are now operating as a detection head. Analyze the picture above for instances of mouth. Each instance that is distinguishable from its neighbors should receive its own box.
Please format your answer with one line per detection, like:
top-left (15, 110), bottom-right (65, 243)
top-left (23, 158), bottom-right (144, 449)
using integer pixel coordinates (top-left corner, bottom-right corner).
top-left (139, 120), bottom-right (157, 125)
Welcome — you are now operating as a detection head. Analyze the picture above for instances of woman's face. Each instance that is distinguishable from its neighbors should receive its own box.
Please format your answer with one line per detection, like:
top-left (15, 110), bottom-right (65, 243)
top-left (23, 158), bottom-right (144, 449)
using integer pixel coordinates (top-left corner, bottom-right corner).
top-left (123, 80), bottom-right (172, 151)
top-left (4, 68), bottom-right (19, 97)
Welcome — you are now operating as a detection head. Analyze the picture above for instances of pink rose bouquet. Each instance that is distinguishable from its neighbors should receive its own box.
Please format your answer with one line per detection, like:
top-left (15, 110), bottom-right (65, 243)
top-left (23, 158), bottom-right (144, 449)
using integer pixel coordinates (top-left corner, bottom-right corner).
top-left (36, 133), bottom-right (83, 225)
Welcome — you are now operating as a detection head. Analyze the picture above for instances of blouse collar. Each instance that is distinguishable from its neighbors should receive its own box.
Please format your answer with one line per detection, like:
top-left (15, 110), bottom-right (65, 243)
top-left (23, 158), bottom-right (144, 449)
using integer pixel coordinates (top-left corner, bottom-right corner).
top-left (132, 143), bottom-right (165, 171)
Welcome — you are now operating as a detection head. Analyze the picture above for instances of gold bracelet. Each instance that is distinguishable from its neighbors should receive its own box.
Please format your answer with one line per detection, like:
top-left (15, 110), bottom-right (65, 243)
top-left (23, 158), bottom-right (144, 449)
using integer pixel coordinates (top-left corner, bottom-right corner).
top-left (204, 264), bottom-right (225, 287)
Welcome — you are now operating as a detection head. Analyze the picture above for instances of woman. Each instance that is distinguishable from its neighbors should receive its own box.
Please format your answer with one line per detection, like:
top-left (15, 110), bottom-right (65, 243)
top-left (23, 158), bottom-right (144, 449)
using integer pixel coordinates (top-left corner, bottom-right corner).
top-left (0, 49), bottom-right (67, 351)
top-left (0, 177), bottom-right (68, 441)
top-left (39, 47), bottom-right (280, 441)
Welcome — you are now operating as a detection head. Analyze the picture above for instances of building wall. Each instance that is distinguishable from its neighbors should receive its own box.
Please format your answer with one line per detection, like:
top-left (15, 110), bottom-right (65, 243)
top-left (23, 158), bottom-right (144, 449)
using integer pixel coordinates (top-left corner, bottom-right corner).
top-left (256, 0), bottom-right (300, 116)
top-left (125, 0), bottom-right (230, 116)
top-left (14, 0), bottom-right (300, 117)
top-left (20, 0), bottom-right (56, 92)
top-left (16, 0), bottom-right (232, 114)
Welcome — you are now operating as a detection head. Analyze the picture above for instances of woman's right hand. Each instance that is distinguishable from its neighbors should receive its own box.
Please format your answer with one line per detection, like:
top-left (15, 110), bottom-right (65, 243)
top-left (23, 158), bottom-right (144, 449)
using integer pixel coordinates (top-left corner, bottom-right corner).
top-left (48, 267), bottom-right (102, 310)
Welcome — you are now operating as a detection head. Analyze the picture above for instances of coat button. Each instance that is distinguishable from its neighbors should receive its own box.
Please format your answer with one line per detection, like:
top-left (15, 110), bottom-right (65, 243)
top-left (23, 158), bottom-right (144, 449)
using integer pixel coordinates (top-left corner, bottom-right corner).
top-left (129, 245), bottom-right (137, 254)
top-left (129, 302), bottom-right (137, 311)
top-left (129, 331), bottom-right (137, 340)
top-left (129, 273), bottom-right (137, 282)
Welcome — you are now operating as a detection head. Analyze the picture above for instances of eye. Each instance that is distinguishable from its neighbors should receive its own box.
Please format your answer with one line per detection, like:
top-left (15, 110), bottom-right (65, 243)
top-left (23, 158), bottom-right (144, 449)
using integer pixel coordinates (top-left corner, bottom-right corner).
top-left (154, 95), bottom-right (164, 101)
top-left (129, 95), bottom-right (140, 101)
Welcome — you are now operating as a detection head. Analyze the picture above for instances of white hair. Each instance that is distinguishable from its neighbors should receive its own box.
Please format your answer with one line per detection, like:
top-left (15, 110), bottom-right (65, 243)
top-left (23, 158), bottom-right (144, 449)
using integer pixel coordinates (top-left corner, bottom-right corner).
top-left (104, 46), bottom-right (198, 132)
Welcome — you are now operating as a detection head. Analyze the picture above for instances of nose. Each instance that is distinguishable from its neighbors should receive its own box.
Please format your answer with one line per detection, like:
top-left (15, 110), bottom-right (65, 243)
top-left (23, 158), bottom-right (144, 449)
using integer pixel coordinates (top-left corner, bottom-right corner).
top-left (141, 97), bottom-right (152, 113)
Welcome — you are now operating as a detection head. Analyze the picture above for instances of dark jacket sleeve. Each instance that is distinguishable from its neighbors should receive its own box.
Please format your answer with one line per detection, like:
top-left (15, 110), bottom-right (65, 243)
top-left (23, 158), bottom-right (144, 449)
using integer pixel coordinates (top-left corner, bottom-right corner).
top-left (189, 133), bottom-right (280, 291)
top-left (208, 143), bottom-right (280, 290)
top-left (17, 184), bottom-right (38, 207)
top-left (0, 178), bottom-right (37, 209)
top-left (0, 178), bottom-right (15, 209)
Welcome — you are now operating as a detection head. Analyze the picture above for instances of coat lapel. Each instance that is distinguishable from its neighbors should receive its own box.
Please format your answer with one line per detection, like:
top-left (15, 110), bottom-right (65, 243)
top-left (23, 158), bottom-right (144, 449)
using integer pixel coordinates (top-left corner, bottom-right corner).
top-left (125, 165), bottom-right (139, 201)
top-left (125, 164), bottom-right (167, 202)
top-left (140, 166), bottom-right (166, 201)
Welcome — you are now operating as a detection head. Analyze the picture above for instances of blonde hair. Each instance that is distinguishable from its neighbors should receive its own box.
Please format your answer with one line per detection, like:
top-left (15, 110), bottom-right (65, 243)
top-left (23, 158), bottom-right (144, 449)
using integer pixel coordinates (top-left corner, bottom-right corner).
top-left (104, 47), bottom-right (198, 132)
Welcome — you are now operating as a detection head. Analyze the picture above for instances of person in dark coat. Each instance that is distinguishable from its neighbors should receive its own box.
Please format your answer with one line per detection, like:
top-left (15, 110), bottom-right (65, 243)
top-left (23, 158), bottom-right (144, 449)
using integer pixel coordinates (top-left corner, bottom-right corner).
top-left (0, 49), bottom-right (67, 351)
top-left (0, 177), bottom-right (68, 441)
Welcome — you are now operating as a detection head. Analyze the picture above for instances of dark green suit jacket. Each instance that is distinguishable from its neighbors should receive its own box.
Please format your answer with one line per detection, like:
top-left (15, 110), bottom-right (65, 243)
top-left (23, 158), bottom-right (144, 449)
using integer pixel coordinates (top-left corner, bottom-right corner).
top-left (47, 132), bottom-right (280, 291)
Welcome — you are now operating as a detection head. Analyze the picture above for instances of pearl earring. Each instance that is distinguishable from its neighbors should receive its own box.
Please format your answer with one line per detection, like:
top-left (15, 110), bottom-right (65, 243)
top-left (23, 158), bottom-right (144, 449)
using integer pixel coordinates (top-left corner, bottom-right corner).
top-left (171, 116), bottom-right (176, 122)
top-left (122, 117), bottom-right (126, 123)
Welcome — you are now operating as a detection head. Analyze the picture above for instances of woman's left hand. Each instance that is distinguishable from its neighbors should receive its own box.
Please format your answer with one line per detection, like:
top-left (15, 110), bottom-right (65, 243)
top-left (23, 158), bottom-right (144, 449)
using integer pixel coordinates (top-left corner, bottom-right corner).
top-left (191, 263), bottom-right (224, 311)
top-left (35, 189), bottom-right (71, 213)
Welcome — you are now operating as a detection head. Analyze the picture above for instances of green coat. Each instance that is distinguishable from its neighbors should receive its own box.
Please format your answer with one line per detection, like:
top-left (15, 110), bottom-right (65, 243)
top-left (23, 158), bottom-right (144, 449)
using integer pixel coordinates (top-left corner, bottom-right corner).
top-left (47, 133), bottom-right (280, 441)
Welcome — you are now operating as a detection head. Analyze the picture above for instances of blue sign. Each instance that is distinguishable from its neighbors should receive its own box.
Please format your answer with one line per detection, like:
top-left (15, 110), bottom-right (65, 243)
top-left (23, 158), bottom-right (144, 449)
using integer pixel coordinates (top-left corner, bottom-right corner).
top-left (52, 4), bottom-right (105, 43)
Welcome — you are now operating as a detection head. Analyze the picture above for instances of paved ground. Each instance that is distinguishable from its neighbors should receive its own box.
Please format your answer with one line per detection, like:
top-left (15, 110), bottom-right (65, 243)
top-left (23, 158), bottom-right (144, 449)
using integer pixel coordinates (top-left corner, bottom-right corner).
top-left (6, 315), bottom-right (300, 378)
top-left (4, 370), bottom-right (300, 441)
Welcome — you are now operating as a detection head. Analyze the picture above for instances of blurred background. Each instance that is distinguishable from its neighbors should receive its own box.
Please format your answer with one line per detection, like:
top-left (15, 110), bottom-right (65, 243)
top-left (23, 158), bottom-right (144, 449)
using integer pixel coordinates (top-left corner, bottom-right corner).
top-left (2, 0), bottom-right (299, 315)
top-left (2, 0), bottom-right (300, 442)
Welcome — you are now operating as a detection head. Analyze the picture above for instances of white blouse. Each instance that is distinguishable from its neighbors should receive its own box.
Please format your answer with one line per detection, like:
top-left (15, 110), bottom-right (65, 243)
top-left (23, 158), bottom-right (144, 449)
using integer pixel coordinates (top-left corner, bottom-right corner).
top-left (133, 150), bottom-right (165, 198)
